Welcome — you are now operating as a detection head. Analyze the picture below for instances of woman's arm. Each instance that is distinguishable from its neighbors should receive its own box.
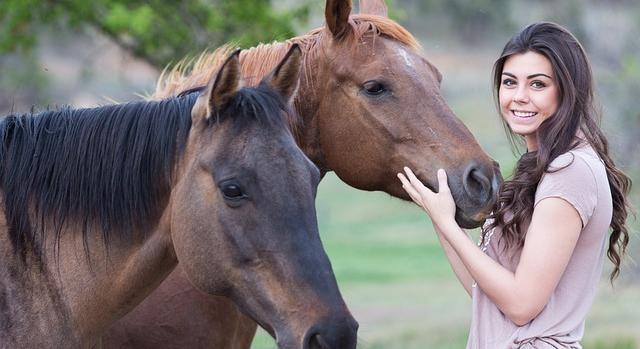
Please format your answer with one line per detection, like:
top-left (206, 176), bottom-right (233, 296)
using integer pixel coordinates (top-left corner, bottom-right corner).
top-left (399, 169), bottom-right (475, 295)
top-left (399, 168), bottom-right (582, 326)
top-left (433, 225), bottom-right (475, 296)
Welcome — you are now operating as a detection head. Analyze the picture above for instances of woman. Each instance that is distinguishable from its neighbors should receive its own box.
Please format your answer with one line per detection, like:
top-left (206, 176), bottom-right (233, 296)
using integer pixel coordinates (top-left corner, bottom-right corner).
top-left (398, 22), bottom-right (632, 348)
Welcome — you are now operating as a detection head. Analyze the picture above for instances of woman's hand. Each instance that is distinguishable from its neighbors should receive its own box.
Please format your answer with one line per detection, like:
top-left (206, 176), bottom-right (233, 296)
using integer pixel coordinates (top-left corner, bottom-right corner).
top-left (397, 167), bottom-right (457, 229)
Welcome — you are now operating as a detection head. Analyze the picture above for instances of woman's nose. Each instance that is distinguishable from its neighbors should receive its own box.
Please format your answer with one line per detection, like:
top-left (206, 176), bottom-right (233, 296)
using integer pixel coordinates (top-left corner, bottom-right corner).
top-left (512, 87), bottom-right (529, 103)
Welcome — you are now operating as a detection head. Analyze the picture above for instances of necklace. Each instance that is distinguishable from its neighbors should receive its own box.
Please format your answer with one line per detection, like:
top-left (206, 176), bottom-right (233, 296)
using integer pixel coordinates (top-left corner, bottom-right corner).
top-left (479, 228), bottom-right (496, 253)
top-left (472, 219), bottom-right (496, 289)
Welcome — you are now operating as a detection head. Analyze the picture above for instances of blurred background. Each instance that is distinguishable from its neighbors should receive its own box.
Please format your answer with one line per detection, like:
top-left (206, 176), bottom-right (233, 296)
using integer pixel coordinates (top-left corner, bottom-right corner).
top-left (1, 0), bottom-right (638, 348)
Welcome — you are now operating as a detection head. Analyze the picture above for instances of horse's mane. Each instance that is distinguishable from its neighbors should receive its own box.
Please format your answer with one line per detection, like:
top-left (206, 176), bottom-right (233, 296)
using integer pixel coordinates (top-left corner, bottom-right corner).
top-left (0, 95), bottom-right (196, 257)
top-left (0, 84), bottom-right (290, 259)
top-left (152, 15), bottom-right (420, 100)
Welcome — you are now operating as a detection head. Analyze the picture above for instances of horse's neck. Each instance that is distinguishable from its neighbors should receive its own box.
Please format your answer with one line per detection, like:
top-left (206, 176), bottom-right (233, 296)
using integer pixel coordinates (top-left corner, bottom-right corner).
top-left (0, 207), bottom-right (176, 346)
top-left (292, 72), bottom-right (327, 173)
top-left (0, 227), bottom-right (79, 346)
top-left (63, 215), bottom-right (176, 345)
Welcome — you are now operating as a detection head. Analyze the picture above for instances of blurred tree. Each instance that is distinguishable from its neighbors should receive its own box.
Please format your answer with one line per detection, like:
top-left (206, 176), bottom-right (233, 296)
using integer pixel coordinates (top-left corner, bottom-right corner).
top-left (0, 0), bottom-right (311, 69)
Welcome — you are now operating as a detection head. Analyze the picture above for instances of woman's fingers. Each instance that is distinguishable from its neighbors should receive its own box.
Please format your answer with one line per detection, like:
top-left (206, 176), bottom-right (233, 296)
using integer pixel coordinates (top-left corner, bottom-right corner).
top-left (403, 167), bottom-right (434, 195)
top-left (403, 167), bottom-right (421, 186)
top-left (437, 168), bottom-right (450, 193)
top-left (398, 168), bottom-right (457, 224)
top-left (404, 167), bottom-right (428, 200)
top-left (397, 173), bottom-right (424, 207)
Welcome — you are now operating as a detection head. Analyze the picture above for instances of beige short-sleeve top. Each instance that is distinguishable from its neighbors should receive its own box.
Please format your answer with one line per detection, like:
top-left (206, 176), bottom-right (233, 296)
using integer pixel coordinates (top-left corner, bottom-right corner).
top-left (467, 145), bottom-right (613, 349)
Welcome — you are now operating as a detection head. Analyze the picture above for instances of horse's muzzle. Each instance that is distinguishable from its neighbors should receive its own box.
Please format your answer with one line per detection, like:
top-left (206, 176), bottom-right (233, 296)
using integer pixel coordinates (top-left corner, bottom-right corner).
top-left (456, 161), bottom-right (502, 228)
top-left (303, 315), bottom-right (358, 349)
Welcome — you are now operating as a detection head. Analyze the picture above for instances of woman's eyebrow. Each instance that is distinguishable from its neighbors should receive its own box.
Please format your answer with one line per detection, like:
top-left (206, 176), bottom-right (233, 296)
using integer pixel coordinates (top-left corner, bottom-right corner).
top-left (527, 73), bottom-right (553, 80)
top-left (501, 72), bottom-right (553, 80)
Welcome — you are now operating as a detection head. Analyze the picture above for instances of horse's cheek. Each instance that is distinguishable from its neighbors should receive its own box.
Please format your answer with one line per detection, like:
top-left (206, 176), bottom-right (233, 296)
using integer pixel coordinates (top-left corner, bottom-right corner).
top-left (170, 176), bottom-right (227, 294)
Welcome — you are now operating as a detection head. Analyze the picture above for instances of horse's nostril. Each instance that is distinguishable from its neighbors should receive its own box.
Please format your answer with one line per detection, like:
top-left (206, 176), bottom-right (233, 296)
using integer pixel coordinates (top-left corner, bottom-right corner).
top-left (463, 163), bottom-right (492, 203)
top-left (306, 333), bottom-right (329, 349)
top-left (303, 316), bottom-right (358, 349)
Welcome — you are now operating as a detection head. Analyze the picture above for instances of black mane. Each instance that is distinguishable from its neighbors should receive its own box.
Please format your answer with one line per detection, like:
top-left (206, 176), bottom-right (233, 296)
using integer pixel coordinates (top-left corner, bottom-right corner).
top-left (0, 94), bottom-right (196, 256)
top-left (0, 83), bottom-right (291, 258)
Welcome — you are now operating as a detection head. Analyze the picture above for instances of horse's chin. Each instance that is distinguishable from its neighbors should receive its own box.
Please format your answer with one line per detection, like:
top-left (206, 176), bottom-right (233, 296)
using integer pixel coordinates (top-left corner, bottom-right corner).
top-left (455, 209), bottom-right (487, 229)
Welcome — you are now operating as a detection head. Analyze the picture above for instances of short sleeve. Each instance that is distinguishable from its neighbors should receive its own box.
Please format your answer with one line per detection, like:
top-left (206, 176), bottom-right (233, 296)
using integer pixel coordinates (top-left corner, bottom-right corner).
top-left (535, 152), bottom-right (598, 227)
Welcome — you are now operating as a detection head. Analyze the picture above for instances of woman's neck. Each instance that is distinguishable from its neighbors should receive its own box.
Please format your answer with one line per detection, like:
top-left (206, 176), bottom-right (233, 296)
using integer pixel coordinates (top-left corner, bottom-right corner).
top-left (524, 133), bottom-right (539, 152)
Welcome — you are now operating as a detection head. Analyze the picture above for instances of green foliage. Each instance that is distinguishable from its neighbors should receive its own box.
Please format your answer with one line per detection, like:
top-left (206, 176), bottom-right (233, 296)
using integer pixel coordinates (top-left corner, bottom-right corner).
top-left (0, 0), bottom-right (311, 68)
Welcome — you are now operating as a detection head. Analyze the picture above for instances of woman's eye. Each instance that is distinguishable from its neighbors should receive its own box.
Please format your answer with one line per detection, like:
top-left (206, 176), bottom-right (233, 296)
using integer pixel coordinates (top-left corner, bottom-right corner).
top-left (222, 184), bottom-right (244, 199)
top-left (531, 81), bottom-right (546, 89)
top-left (362, 81), bottom-right (387, 96)
top-left (502, 79), bottom-right (516, 87)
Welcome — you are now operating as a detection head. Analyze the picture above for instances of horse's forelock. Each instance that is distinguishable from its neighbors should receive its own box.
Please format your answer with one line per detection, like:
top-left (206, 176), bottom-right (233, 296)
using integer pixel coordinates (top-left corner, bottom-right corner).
top-left (152, 45), bottom-right (238, 101)
top-left (349, 15), bottom-right (420, 50)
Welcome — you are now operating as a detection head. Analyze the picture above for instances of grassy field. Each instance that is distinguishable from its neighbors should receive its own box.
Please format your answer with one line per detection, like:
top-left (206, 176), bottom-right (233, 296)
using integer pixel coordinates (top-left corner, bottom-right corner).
top-left (250, 173), bottom-right (640, 349)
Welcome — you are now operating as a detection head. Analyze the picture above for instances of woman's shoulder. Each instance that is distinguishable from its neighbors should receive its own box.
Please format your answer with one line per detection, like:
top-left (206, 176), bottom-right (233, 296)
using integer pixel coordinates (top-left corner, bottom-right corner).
top-left (537, 144), bottom-right (606, 226)
top-left (538, 147), bottom-right (598, 199)
top-left (547, 144), bottom-right (603, 178)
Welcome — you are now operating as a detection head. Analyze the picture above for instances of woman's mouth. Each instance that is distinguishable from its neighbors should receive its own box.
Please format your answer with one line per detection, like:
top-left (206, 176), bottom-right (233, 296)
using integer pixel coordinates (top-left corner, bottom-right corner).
top-left (512, 110), bottom-right (538, 118)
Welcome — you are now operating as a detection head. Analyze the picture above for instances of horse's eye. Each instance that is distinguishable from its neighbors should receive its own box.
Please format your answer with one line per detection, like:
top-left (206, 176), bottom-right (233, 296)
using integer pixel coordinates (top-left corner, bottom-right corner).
top-left (221, 183), bottom-right (245, 200)
top-left (362, 80), bottom-right (387, 96)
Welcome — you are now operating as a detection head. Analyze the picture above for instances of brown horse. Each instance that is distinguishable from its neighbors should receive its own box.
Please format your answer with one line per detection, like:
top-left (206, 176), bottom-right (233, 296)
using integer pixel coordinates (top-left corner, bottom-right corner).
top-left (103, 0), bottom-right (501, 347)
top-left (0, 48), bottom-right (357, 348)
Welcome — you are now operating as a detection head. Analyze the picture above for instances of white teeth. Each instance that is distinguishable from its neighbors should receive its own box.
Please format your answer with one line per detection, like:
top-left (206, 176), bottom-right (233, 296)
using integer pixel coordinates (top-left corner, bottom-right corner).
top-left (513, 110), bottom-right (537, 118)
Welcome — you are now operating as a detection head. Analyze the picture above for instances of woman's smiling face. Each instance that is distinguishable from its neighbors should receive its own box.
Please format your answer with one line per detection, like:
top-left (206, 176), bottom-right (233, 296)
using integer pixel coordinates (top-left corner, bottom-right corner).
top-left (499, 51), bottom-right (560, 150)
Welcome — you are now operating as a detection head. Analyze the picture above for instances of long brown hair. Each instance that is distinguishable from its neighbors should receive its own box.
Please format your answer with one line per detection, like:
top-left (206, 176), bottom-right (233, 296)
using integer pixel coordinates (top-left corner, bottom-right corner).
top-left (483, 22), bottom-right (632, 281)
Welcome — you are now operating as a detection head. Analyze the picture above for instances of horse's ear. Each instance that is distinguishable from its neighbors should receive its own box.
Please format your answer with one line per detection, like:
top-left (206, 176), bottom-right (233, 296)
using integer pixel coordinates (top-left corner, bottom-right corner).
top-left (325, 0), bottom-right (352, 41)
top-left (359, 0), bottom-right (388, 17)
top-left (193, 49), bottom-right (242, 122)
top-left (262, 44), bottom-right (301, 103)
